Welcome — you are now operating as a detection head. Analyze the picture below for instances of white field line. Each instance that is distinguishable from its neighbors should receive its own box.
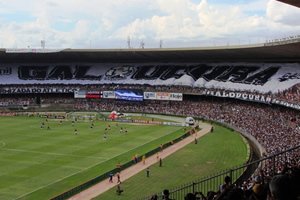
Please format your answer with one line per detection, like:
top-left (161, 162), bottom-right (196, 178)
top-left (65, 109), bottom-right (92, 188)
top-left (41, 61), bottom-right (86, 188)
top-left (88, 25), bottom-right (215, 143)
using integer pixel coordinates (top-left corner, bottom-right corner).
top-left (14, 128), bottom-right (181, 200)
top-left (0, 157), bottom-right (83, 170)
top-left (1, 148), bottom-right (105, 160)
top-left (0, 141), bottom-right (6, 148)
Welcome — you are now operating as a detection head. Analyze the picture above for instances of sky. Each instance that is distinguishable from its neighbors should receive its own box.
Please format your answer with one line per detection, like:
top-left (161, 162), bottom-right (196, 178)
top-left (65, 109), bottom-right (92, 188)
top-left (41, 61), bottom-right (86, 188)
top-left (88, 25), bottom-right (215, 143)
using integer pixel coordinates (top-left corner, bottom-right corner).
top-left (0, 0), bottom-right (299, 49)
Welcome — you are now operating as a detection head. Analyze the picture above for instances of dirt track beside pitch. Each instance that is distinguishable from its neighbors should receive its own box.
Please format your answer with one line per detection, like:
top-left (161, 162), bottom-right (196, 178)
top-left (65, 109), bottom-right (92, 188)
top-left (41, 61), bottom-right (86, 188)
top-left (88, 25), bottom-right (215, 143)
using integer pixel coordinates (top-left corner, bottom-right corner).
top-left (69, 123), bottom-right (212, 200)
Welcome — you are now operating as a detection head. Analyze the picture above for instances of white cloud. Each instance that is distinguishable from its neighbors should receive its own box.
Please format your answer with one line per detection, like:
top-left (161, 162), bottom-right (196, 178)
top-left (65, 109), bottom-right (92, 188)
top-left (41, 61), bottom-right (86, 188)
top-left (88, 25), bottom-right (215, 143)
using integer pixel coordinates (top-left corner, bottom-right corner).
top-left (267, 0), bottom-right (300, 26)
top-left (0, 0), bottom-right (299, 48)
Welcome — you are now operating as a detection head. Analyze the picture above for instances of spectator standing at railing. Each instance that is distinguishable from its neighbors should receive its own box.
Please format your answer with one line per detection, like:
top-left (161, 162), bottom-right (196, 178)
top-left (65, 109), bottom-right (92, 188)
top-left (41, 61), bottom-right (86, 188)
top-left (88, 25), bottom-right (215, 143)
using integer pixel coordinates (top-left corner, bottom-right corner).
top-left (219, 175), bottom-right (232, 198)
top-left (162, 189), bottom-right (172, 200)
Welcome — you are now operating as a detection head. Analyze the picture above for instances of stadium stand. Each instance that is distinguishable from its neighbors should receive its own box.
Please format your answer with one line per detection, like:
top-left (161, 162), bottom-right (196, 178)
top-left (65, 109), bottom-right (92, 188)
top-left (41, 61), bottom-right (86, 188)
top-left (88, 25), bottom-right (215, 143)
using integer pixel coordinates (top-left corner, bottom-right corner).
top-left (1, 43), bottom-right (300, 199)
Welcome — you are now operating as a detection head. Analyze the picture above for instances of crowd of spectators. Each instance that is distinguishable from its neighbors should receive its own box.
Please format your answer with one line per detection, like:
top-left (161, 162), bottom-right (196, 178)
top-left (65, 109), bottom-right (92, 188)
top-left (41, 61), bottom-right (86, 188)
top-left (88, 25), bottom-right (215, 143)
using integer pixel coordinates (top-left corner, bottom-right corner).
top-left (40, 97), bottom-right (74, 104)
top-left (0, 97), bottom-right (33, 107)
top-left (181, 165), bottom-right (300, 200)
top-left (276, 83), bottom-right (300, 104)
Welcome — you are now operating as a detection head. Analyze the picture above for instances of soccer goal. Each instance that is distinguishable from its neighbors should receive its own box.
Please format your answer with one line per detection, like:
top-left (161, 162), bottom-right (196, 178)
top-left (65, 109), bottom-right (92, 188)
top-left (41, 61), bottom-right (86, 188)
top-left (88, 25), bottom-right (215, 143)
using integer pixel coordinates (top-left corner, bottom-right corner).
top-left (66, 112), bottom-right (98, 122)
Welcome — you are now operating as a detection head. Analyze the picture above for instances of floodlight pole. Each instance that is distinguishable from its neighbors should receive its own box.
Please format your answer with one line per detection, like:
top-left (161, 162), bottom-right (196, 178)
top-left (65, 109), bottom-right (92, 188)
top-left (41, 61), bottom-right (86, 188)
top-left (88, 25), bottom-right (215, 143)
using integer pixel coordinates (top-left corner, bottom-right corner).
top-left (41, 40), bottom-right (45, 49)
top-left (159, 39), bottom-right (163, 48)
top-left (140, 40), bottom-right (145, 49)
top-left (127, 36), bottom-right (131, 49)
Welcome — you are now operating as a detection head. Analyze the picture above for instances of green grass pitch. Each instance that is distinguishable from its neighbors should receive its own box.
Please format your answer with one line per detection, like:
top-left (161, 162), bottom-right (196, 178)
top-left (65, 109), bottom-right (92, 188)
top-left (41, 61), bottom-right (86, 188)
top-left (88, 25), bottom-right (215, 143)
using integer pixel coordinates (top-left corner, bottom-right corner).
top-left (0, 115), bottom-right (248, 200)
top-left (0, 115), bottom-right (186, 200)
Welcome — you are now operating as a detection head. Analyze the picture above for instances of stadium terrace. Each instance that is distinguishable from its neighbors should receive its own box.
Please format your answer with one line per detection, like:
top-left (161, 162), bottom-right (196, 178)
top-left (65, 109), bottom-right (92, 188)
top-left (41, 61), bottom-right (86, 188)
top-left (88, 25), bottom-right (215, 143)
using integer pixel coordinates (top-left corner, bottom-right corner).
top-left (0, 41), bottom-right (299, 200)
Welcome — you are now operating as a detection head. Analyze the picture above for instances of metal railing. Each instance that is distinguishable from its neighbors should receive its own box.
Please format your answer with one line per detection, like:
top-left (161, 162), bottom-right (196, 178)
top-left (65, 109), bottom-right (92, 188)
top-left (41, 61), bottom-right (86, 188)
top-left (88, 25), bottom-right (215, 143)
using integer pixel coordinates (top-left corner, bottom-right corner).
top-left (139, 145), bottom-right (300, 200)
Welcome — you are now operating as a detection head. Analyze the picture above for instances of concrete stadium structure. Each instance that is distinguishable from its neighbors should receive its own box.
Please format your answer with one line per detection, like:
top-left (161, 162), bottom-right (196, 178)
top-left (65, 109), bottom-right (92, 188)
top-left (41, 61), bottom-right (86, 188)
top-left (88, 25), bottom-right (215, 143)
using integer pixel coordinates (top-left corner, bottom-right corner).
top-left (0, 40), bottom-right (300, 63)
top-left (277, 0), bottom-right (300, 8)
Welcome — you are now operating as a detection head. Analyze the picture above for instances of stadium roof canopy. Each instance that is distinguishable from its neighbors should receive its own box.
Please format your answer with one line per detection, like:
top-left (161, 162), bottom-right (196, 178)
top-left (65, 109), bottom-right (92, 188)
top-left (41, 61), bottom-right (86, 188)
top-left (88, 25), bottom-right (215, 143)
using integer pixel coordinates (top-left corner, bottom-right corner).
top-left (0, 41), bottom-right (300, 64)
top-left (277, 0), bottom-right (300, 8)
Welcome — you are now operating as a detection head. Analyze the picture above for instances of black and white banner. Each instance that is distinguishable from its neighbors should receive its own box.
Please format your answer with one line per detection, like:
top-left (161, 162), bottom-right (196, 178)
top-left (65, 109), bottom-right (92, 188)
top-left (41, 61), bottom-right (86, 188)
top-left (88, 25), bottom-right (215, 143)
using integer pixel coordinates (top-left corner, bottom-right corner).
top-left (0, 87), bottom-right (77, 94)
top-left (0, 67), bottom-right (12, 75)
top-left (1, 63), bottom-right (300, 93)
top-left (204, 90), bottom-right (300, 110)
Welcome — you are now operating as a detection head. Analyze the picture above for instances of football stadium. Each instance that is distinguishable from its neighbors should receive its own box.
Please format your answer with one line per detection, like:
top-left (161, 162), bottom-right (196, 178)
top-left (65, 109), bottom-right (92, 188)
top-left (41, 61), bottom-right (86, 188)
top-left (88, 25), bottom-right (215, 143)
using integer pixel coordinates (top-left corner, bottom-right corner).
top-left (0, 1), bottom-right (300, 200)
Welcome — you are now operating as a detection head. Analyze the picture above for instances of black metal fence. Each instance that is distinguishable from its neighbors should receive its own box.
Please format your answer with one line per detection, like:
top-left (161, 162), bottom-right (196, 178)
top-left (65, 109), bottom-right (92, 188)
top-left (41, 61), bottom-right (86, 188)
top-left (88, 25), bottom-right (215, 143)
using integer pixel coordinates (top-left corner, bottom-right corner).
top-left (139, 145), bottom-right (300, 200)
